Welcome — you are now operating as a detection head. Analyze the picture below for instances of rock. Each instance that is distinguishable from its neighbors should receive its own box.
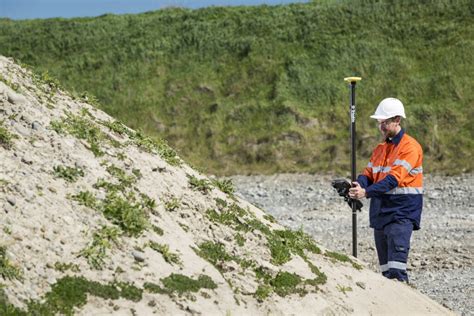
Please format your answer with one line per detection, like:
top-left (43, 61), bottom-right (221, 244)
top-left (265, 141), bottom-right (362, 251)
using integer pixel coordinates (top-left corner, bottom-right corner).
top-left (6, 196), bottom-right (16, 206)
top-left (21, 157), bottom-right (33, 165)
top-left (13, 123), bottom-right (30, 136)
top-left (7, 91), bottom-right (27, 105)
top-left (132, 251), bottom-right (146, 262)
top-left (31, 121), bottom-right (43, 131)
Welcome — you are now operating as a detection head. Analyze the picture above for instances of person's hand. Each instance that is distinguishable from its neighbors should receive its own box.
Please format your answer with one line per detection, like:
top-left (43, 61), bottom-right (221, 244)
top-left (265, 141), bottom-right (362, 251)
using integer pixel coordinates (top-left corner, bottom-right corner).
top-left (349, 182), bottom-right (366, 200)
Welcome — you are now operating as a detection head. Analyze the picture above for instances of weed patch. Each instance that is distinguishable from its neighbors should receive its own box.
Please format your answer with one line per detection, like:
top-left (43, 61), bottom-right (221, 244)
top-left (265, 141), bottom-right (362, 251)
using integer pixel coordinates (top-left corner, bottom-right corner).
top-left (255, 285), bottom-right (272, 302)
top-left (164, 197), bottom-right (180, 212)
top-left (53, 262), bottom-right (80, 273)
top-left (263, 214), bottom-right (277, 223)
top-left (337, 284), bottom-right (353, 294)
top-left (268, 228), bottom-right (321, 265)
top-left (212, 178), bottom-right (235, 196)
top-left (195, 241), bottom-right (234, 271)
top-left (50, 111), bottom-right (106, 157)
top-left (53, 165), bottom-right (84, 182)
top-left (79, 226), bottom-right (120, 269)
top-left (161, 274), bottom-right (217, 295)
top-left (101, 192), bottom-right (150, 236)
top-left (113, 281), bottom-right (143, 302)
top-left (132, 131), bottom-right (181, 166)
top-left (152, 225), bottom-right (164, 236)
top-left (17, 276), bottom-right (142, 315)
top-left (235, 233), bottom-right (245, 247)
top-left (188, 175), bottom-right (213, 194)
top-left (71, 191), bottom-right (97, 208)
top-left (0, 246), bottom-right (22, 281)
top-left (0, 121), bottom-right (17, 150)
top-left (33, 70), bottom-right (61, 93)
top-left (270, 271), bottom-right (302, 297)
top-left (143, 282), bottom-right (167, 294)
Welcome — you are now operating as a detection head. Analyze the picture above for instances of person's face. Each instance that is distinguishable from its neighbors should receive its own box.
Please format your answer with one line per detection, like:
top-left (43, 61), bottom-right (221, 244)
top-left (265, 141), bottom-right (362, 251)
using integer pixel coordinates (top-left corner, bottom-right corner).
top-left (377, 118), bottom-right (399, 138)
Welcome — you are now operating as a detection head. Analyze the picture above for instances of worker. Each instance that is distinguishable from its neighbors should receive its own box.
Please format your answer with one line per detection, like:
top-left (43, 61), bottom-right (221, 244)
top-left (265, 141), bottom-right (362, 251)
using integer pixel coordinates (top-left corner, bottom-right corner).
top-left (348, 97), bottom-right (423, 282)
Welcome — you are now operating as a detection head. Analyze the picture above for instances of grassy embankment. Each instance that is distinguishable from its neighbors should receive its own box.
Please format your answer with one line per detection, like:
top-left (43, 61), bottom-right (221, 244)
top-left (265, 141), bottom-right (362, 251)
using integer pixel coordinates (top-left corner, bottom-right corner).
top-left (0, 0), bottom-right (472, 175)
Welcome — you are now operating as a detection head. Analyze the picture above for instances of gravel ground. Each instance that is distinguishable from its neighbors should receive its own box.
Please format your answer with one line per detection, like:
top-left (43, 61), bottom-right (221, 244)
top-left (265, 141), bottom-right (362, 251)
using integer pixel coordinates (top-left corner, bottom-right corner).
top-left (231, 173), bottom-right (474, 315)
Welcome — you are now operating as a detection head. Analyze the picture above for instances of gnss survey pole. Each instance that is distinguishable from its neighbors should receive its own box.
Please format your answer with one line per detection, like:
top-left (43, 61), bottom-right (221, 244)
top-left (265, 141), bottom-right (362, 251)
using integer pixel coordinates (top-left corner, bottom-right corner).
top-left (344, 76), bottom-right (361, 257)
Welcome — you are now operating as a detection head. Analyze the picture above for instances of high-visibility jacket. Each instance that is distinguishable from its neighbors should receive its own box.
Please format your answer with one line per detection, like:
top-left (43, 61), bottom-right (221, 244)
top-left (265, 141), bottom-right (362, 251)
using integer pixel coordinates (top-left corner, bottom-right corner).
top-left (357, 129), bottom-right (423, 230)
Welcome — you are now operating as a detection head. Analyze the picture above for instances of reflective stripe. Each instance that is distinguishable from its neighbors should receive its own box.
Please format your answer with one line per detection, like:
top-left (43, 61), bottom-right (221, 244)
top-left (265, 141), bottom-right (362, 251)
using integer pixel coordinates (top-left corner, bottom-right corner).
top-left (380, 264), bottom-right (389, 272)
top-left (386, 187), bottom-right (423, 194)
top-left (372, 166), bottom-right (391, 173)
top-left (410, 166), bottom-right (423, 175)
top-left (368, 162), bottom-right (373, 168)
top-left (393, 159), bottom-right (412, 172)
top-left (388, 261), bottom-right (407, 270)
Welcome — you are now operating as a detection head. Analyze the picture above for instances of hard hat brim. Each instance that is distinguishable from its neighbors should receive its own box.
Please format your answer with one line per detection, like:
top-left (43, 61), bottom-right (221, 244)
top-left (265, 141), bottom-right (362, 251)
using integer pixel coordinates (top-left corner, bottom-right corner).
top-left (370, 114), bottom-right (389, 120)
top-left (370, 114), bottom-right (406, 119)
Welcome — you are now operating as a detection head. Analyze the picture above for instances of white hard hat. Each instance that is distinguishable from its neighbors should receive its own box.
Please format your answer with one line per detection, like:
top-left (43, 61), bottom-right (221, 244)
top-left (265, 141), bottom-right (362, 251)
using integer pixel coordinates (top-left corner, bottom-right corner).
top-left (370, 98), bottom-right (406, 120)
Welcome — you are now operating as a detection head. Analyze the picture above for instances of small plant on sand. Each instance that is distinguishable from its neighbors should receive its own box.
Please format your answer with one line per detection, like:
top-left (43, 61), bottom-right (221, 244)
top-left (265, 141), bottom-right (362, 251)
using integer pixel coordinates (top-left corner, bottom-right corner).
top-left (53, 262), bottom-right (80, 273)
top-left (101, 192), bottom-right (150, 236)
top-left (164, 197), bottom-right (181, 212)
top-left (132, 131), bottom-right (181, 166)
top-left (336, 284), bottom-right (353, 294)
top-left (79, 226), bottom-right (120, 269)
top-left (212, 178), bottom-right (235, 196)
top-left (53, 165), bottom-right (85, 183)
top-left (325, 251), bottom-right (363, 270)
top-left (268, 228), bottom-right (321, 265)
top-left (194, 241), bottom-right (234, 272)
top-left (235, 233), bottom-right (245, 247)
top-left (50, 111), bottom-right (105, 157)
top-left (188, 174), bottom-right (213, 194)
top-left (148, 242), bottom-right (182, 266)
top-left (71, 191), bottom-right (97, 209)
top-left (152, 225), bottom-right (164, 236)
top-left (263, 214), bottom-right (277, 223)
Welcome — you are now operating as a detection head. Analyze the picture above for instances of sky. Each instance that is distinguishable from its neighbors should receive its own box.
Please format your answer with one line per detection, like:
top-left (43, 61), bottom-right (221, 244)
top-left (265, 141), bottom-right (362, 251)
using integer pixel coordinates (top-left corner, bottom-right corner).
top-left (0, 0), bottom-right (309, 20)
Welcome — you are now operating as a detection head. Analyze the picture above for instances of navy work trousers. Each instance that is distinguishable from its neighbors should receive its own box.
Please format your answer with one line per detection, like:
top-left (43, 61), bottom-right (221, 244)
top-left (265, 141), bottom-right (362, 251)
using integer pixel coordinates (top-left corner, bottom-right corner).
top-left (374, 219), bottom-right (413, 282)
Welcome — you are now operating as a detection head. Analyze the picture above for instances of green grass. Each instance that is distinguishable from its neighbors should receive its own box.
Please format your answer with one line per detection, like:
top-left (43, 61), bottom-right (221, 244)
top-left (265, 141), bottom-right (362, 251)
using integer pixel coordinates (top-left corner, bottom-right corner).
top-left (1, 0), bottom-right (472, 175)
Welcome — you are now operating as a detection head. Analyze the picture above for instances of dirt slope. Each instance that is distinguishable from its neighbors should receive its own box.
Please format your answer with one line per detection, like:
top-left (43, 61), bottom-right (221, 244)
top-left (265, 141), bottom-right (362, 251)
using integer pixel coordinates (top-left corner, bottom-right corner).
top-left (0, 56), bottom-right (453, 315)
